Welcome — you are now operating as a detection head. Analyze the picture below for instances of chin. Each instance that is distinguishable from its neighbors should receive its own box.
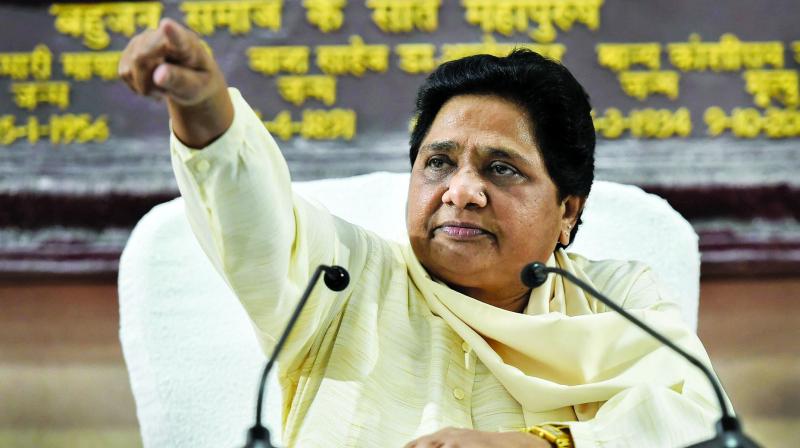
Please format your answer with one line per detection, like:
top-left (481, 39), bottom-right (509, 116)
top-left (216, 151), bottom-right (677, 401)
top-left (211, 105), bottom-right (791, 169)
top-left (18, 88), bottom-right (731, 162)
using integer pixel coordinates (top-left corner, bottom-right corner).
top-left (411, 233), bottom-right (496, 274)
top-left (426, 252), bottom-right (495, 283)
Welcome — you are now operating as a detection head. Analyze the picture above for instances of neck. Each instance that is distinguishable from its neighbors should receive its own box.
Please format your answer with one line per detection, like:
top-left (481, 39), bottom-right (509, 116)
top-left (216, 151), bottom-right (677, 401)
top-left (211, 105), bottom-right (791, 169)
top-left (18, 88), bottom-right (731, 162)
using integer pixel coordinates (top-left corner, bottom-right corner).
top-left (450, 284), bottom-right (531, 313)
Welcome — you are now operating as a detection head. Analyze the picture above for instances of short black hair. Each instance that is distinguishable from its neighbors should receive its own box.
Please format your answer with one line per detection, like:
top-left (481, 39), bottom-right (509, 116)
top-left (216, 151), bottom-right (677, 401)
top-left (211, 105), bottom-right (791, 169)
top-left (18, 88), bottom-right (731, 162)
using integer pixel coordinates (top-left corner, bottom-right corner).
top-left (408, 49), bottom-right (595, 248)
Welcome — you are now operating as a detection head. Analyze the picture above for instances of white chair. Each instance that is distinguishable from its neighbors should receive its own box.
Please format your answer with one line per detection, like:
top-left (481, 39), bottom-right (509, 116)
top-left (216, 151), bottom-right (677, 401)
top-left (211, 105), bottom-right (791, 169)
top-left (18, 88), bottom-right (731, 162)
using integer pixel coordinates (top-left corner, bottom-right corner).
top-left (118, 172), bottom-right (700, 448)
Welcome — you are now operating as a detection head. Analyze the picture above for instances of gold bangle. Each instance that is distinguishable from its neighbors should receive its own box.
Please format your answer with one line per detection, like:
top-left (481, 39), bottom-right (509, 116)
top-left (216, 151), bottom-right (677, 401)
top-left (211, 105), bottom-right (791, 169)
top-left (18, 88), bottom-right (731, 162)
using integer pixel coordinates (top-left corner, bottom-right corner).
top-left (521, 424), bottom-right (573, 448)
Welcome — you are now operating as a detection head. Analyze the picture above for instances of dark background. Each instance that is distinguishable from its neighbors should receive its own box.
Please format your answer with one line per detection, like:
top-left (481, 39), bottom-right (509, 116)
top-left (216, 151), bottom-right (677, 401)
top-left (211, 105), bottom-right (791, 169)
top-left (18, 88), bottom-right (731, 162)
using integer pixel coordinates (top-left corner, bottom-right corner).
top-left (1, 0), bottom-right (799, 276)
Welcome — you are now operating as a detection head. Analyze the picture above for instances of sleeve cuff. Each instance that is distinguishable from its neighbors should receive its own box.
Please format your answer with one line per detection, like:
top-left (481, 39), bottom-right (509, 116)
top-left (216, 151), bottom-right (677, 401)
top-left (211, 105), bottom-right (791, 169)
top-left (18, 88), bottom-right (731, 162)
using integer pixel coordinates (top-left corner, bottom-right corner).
top-left (567, 421), bottom-right (597, 447)
top-left (169, 87), bottom-right (249, 167)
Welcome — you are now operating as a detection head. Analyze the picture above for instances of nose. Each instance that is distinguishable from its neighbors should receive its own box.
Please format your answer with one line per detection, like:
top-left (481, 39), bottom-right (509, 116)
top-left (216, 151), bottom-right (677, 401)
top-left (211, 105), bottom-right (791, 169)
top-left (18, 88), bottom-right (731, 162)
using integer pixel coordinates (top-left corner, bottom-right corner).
top-left (441, 168), bottom-right (487, 209)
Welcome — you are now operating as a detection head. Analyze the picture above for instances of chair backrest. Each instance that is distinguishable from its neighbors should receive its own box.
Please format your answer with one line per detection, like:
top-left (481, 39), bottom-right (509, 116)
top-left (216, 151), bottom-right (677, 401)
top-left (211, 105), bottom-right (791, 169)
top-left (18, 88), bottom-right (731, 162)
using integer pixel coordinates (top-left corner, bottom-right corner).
top-left (118, 172), bottom-right (699, 448)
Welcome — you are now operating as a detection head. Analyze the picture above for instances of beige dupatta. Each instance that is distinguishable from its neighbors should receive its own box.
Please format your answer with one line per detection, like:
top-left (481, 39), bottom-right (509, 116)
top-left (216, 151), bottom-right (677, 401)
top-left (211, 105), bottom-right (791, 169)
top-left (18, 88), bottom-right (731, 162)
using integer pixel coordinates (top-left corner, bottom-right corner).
top-left (400, 245), bottom-right (718, 427)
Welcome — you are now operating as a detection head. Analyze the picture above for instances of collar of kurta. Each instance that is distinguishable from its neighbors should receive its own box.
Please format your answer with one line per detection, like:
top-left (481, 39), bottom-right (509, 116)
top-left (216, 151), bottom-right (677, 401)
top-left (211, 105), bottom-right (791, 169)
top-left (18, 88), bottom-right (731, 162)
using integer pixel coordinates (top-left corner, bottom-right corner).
top-left (399, 245), bottom-right (710, 424)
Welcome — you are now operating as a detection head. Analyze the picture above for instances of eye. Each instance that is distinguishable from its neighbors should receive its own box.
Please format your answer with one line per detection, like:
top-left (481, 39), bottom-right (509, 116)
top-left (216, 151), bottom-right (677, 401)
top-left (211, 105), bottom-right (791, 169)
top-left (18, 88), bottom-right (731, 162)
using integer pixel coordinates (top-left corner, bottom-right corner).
top-left (489, 161), bottom-right (519, 176)
top-left (426, 155), bottom-right (450, 170)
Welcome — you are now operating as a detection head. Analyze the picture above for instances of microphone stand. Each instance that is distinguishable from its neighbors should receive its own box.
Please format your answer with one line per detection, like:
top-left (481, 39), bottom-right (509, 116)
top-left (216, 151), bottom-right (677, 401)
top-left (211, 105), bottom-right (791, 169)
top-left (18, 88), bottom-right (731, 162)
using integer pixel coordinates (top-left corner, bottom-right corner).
top-left (242, 265), bottom-right (350, 448)
top-left (521, 263), bottom-right (760, 448)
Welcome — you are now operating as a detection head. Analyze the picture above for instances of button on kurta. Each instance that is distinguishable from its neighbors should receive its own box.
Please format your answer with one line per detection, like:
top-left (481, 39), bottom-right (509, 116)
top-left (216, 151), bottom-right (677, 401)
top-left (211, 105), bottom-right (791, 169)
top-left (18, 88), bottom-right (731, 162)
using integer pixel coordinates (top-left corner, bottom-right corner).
top-left (195, 159), bottom-right (210, 173)
top-left (461, 341), bottom-right (470, 352)
top-left (453, 388), bottom-right (465, 400)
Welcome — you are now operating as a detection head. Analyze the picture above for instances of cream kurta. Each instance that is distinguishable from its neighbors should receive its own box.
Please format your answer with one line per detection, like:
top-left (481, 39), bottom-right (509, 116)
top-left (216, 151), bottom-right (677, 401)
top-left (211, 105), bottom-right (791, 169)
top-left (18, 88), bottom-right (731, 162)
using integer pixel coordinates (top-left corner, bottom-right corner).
top-left (171, 89), bottom-right (720, 447)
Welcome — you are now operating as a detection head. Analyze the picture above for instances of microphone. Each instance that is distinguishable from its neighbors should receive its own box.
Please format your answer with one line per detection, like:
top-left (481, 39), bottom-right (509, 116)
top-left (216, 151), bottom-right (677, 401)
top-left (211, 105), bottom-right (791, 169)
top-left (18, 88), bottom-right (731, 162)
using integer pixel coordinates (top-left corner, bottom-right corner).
top-left (243, 265), bottom-right (350, 448)
top-left (520, 262), bottom-right (760, 448)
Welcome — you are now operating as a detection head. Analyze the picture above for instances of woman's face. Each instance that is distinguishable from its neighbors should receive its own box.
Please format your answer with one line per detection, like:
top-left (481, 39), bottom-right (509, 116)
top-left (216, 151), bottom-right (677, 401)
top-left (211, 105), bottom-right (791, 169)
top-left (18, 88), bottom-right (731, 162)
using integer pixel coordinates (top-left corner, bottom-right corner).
top-left (406, 94), bottom-right (582, 305)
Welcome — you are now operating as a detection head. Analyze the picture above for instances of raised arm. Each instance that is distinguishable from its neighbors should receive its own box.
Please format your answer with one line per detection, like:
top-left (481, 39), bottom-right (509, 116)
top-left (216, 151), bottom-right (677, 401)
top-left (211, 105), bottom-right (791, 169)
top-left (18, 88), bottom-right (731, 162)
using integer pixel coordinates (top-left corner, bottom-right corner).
top-left (119, 19), bottom-right (363, 373)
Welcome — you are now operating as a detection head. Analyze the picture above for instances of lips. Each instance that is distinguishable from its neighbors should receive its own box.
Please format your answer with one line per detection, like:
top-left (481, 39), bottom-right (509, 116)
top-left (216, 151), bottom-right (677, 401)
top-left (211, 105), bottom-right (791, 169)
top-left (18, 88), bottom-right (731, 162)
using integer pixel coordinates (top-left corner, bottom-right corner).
top-left (434, 221), bottom-right (493, 239)
top-left (440, 226), bottom-right (485, 237)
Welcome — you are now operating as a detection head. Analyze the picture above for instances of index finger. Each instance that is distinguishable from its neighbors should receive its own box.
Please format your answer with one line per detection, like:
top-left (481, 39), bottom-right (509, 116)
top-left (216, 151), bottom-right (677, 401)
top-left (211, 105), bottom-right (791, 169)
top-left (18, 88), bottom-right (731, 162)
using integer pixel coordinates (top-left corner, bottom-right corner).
top-left (160, 18), bottom-right (205, 68)
top-left (134, 19), bottom-right (190, 66)
top-left (160, 19), bottom-right (189, 57)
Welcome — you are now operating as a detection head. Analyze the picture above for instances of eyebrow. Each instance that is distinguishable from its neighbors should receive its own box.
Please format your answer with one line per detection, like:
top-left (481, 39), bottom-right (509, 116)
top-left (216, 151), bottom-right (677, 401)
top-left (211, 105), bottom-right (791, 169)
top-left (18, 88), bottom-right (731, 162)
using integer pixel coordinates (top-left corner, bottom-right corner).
top-left (419, 140), bottom-right (535, 168)
top-left (419, 141), bottom-right (457, 153)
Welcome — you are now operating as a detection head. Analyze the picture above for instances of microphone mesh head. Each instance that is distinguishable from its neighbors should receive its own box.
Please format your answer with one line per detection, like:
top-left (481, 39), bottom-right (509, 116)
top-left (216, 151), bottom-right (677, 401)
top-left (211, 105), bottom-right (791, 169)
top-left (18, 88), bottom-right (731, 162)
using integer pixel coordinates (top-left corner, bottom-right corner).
top-left (521, 262), bottom-right (548, 288)
top-left (323, 266), bottom-right (350, 291)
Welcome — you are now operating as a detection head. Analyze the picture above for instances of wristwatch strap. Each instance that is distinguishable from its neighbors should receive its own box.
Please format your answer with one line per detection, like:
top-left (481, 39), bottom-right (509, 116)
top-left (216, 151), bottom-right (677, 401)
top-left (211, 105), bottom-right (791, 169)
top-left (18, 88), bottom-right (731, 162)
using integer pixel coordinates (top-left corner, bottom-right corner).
top-left (522, 423), bottom-right (573, 447)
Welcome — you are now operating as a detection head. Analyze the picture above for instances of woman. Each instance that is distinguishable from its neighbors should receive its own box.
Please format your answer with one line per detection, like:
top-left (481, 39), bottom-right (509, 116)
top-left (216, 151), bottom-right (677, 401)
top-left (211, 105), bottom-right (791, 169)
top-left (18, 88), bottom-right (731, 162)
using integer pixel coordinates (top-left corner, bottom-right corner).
top-left (120, 19), bottom-right (720, 447)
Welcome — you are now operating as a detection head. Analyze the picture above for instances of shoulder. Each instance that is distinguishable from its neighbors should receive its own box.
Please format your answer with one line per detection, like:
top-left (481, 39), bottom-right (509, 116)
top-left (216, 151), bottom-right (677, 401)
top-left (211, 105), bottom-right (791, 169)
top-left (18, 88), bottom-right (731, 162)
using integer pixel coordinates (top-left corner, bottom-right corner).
top-left (565, 252), bottom-right (678, 312)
